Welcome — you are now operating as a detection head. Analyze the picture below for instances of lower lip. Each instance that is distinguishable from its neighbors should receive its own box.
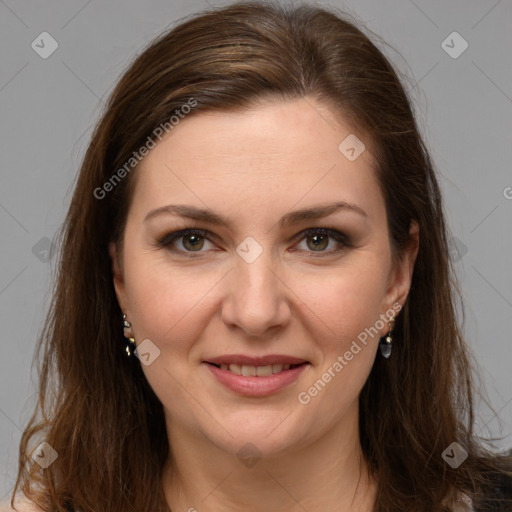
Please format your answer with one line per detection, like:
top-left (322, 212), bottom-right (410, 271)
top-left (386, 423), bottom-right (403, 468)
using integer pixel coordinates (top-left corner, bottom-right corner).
top-left (203, 362), bottom-right (309, 397)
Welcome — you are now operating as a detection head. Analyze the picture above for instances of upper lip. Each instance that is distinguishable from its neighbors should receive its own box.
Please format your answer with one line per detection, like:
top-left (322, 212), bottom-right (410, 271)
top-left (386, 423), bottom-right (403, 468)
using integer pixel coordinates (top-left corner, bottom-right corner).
top-left (204, 354), bottom-right (309, 366)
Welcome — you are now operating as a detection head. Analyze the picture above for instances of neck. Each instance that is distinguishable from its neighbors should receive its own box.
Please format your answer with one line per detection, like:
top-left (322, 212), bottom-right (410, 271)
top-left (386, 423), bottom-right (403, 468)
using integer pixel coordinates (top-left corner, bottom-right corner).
top-left (161, 405), bottom-right (377, 512)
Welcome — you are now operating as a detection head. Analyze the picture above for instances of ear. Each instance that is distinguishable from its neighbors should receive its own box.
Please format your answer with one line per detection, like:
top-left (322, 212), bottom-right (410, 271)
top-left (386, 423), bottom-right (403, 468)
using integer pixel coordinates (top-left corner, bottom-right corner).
top-left (109, 241), bottom-right (129, 315)
top-left (381, 220), bottom-right (419, 328)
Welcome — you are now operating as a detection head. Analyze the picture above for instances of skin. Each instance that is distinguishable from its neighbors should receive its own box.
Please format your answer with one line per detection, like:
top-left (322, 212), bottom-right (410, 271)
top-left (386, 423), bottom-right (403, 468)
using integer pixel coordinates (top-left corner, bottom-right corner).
top-left (109, 97), bottom-right (419, 512)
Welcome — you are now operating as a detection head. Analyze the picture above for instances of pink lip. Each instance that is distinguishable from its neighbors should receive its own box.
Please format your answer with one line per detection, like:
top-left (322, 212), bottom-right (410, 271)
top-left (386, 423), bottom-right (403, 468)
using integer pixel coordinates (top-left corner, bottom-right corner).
top-left (203, 361), bottom-right (310, 397)
top-left (204, 354), bottom-right (308, 366)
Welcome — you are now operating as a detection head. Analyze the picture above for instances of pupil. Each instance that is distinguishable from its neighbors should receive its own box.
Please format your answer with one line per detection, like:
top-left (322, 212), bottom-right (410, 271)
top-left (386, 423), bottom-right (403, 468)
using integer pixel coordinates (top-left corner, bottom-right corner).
top-left (182, 234), bottom-right (329, 252)
top-left (184, 234), bottom-right (203, 251)
top-left (309, 234), bottom-right (327, 251)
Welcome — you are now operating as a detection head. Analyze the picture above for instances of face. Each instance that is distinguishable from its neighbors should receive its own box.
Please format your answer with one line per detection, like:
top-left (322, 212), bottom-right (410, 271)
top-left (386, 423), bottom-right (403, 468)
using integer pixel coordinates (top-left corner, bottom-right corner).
top-left (110, 97), bottom-right (418, 458)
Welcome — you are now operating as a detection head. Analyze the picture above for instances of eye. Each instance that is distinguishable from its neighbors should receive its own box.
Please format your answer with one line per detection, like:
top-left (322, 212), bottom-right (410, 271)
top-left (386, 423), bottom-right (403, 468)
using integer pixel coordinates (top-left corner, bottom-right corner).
top-left (156, 229), bottom-right (215, 255)
top-left (293, 228), bottom-right (350, 255)
top-left (155, 227), bottom-right (351, 257)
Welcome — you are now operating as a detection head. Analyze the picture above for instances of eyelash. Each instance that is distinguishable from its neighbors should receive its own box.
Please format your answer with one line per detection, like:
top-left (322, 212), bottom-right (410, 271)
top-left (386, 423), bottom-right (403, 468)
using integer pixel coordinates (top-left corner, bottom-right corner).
top-left (155, 227), bottom-right (352, 258)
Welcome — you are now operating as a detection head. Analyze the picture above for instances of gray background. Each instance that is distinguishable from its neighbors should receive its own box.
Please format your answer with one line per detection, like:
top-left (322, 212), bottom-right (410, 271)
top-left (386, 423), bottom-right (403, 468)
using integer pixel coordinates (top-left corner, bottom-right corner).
top-left (1, 0), bottom-right (511, 502)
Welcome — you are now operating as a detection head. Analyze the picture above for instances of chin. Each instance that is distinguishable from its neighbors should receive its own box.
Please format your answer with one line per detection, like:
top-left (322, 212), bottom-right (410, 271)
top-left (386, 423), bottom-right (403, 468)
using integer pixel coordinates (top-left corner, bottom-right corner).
top-left (197, 411), bottom-right (316, 459)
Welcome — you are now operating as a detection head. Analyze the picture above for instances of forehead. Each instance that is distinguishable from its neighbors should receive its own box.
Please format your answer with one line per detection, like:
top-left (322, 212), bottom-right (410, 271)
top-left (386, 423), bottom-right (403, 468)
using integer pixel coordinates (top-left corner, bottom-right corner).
top-left (129, 98), bottom-right (384, 224)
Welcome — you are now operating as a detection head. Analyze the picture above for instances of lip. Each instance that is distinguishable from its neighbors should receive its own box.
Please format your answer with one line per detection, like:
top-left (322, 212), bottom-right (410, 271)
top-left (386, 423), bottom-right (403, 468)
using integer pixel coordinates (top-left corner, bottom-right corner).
top-left (204, 354), bottom-right (308, 366)
top-left (203, 361), bottom-right (310, 397)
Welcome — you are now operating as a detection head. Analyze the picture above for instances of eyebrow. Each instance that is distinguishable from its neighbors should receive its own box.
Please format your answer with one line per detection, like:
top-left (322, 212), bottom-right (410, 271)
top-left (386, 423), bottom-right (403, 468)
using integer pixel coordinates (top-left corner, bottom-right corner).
top-left (144, 201), bottom-right (368, 229)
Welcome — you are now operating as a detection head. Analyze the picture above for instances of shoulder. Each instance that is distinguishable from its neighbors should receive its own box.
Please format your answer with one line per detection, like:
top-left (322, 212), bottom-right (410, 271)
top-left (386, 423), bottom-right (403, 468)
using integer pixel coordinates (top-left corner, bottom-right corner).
top-left (450, 492), bottom-right (474, 512)
top-left (0, 496), bottom-right (44, 512)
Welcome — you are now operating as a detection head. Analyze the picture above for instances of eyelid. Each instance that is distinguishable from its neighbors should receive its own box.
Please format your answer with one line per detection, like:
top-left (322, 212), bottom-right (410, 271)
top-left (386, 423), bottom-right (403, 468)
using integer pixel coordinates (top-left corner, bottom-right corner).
top-left (155, 226), bottom-right (351, 256)
top-left (156, 228), bottom-right (213, 249)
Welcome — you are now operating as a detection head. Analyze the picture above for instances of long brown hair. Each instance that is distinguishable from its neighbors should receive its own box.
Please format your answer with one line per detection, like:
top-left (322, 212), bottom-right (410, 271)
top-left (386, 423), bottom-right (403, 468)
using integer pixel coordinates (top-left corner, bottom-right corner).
top-left (11, 1), bottom-right (511, 511)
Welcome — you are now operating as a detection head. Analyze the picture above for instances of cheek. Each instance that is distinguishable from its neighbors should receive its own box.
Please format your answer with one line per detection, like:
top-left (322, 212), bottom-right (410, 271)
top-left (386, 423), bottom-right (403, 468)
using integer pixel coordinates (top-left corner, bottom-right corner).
top-left (293, 264), bottom-right (388, 428)
top-left (301, 261), bottom-right (390, 351)
top-left (124, 259), bottom-right (221, 349)
top-left (122, 263), bottom-right (218, 423)
top-left (124, 247), bottom-right (391, 349)
top-left (121, 247), bottom-right (390, 434)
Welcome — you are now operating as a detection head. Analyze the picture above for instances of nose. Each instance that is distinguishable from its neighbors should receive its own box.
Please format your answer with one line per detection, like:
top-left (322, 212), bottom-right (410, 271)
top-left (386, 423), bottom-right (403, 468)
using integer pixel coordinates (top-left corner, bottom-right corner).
top-left (221, 251), bottom-right (291, 337)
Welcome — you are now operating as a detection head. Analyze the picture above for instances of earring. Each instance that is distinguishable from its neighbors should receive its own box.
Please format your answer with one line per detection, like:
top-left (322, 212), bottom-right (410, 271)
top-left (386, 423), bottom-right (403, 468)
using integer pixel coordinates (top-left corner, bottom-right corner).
top-left (122, 314), bottom-right (136, 357)
top-left (379, 319), bottom-right (394, 359)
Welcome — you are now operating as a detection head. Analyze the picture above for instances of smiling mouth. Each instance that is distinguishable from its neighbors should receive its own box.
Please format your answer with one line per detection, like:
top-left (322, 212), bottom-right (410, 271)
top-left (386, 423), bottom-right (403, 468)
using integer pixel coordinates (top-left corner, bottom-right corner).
top-left (206, 362), bottom-right (308, 377)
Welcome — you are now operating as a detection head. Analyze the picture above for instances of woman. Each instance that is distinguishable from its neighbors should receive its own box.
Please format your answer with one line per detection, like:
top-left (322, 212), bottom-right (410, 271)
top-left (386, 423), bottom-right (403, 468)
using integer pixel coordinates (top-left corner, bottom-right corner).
top-left (5, 1), bottom-right (511, 511)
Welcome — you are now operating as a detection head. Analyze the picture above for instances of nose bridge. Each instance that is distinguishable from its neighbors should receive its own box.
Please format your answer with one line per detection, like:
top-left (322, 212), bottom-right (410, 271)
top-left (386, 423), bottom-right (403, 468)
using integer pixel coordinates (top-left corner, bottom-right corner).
top-left (223, 239), bottom-right (288, 335)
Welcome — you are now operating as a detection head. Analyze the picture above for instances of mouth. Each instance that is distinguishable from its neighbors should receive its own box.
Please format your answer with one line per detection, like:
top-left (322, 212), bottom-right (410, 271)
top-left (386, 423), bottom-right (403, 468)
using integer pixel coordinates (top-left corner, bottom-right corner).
top-left (205, 361), bottom-right (308, 377)
top-left (203, 356), bottom-right (311, 397)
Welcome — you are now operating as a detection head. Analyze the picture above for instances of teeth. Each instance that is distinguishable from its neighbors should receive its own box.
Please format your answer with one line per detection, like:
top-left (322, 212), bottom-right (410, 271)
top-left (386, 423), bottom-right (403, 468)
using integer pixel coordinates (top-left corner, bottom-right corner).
top-left (256, 365), bottom-right (273, 377)
top-left (216, 363), bottom-right (301, 376)
top-left (229, 363), bottom-right (242, 375)
top-left (241, 365), bottom-right (256, 376)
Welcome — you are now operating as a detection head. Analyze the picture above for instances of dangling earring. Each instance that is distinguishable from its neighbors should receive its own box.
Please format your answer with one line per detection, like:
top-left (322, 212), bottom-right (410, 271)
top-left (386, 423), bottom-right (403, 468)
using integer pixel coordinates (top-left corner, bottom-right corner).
top-left (122, 314), bottom-right (136, 357)
top-left (379, 318), bottom-right (394, 359)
